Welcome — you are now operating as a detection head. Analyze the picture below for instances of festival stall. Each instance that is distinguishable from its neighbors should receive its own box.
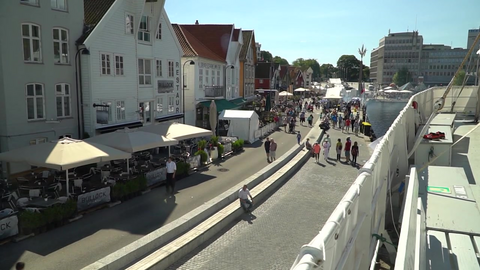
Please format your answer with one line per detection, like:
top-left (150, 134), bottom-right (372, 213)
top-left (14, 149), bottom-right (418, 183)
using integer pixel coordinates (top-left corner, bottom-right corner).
top-left (219, 110), bottom-right (259, 143)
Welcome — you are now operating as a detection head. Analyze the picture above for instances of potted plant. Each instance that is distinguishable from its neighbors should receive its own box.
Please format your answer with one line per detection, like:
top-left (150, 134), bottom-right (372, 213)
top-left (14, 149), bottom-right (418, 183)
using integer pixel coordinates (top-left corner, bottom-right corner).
top-left (176, 162), bottom-right (191, 178)
top-left (194, 150), bottom-right (208, 164)
top-left (217, 144), bottom-right (225, 157)
top-left (198, 139), bottom-right (207, 151)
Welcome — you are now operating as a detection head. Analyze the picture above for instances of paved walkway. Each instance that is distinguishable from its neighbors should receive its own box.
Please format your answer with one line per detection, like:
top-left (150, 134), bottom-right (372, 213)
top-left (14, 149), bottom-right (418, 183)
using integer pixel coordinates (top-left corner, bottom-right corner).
top-left (0, 118), bottom-right (317, 270)
top-left (168, 126), bottom-right (372, 270)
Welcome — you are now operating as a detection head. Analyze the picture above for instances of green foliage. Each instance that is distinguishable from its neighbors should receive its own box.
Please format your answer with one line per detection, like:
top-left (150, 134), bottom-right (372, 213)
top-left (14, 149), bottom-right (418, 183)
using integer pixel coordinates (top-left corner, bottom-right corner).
top-left (195, 150), bottom-right (208, 162)
top-left (293, 58), bottom-right (321, 79)
top-left (176, 162), bottom-right (191, 175)
top-left (392, 67), bottom-right (411, 86)
top-left (320, 64), bottom-right (336, 79)
top-left (453, 70), bottom-right (466, 86)
top-left (261, 50), bottom-right (273, 62)
top-left (232, 139), bottom-right (245, 151)
top-left (273, 56), bottom-right (289, 65)
top-left (210, 136), bottom-right (219, 147)
top-left (363, 66), bottom-right (370, 80)
top-left (217, 144), bottom-right (225, 156)
top-left (19, 210), bottom-right (46, 229)
top-left (112, 175), bottom-right (147, 200)
top-left (336, 55), bottom-right (361, 81)
top-left (19, 199), bottom-right (77, 230)
top-left (198, 139), bottom-right (207, 150)
top-left (113, 183), bottom-right (128, 199)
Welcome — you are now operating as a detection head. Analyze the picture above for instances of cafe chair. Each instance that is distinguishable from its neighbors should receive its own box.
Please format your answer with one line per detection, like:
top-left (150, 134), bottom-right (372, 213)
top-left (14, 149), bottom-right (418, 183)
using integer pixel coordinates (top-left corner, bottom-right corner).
top-left (0, 208), bottom-right (14, 217)
top-left (16, 198), bottom-right (29, 209)
top-left (82, 173), bottom-right (93, 181)
top-left (89, 167), bottom-right (101, 175)
top-left (29, 189), bottom-right (41, 198)
top-left (16, 177), bottom-right (29, 184)
top-left (73, 179), bottom-right (83, 194)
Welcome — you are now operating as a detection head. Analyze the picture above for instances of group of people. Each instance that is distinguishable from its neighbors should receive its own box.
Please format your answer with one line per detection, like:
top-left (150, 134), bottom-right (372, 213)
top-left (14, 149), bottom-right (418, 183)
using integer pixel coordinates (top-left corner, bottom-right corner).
top-left (306, 135), bottom-right (360, 166)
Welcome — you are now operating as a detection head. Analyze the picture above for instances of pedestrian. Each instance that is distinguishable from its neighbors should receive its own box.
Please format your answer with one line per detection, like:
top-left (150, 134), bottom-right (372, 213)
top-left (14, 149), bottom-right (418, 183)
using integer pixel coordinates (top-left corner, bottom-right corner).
top-left (305, 138), bottom-right (312, 156)
top-left (270, 139), bottom-right (277, 161)
top-left (351, 141), bottom-right (359, 166)
top-left (307, 114), bottom-right (314, 127)
top-left (238, 184), bottom-right (254, 213)
top-left (354, 120), bottom-right (360, 136)
top-left (165, 157), bottom-right (177, 195)
top-left (325, 134), bottom-right (331, 152)
top-left (16, 262), bottom-right (25, 270)
top-left (344, 137), bottom-right (352, 163)
top-left (345, 118), bottom-right (351, 134)
top-left (313, 141), bottom-right (321, 163)
top-left (322, 139), bottom-right (330, 161)
top-left (336, 138), bottom-right (342, 161)
top-left (264, 137), bottom-right (271, 162)
top-left (296, 132), bottom-right (301, 145)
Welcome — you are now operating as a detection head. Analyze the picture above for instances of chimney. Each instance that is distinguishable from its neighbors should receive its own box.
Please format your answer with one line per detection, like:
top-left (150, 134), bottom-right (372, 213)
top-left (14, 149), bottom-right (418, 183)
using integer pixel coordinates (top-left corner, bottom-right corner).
top-left (195, 20), bottom-right (199, 25)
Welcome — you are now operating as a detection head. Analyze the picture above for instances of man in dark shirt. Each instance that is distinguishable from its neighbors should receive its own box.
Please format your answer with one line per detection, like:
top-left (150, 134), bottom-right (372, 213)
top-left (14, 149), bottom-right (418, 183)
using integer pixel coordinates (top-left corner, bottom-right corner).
top-left (264, 137), bottom-right (271, 162)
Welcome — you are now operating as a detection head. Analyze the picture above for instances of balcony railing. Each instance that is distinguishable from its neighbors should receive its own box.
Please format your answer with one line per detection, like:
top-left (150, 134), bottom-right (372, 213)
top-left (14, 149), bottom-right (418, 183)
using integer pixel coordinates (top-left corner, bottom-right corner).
top-left (204, 86), bottom-right (224, 98)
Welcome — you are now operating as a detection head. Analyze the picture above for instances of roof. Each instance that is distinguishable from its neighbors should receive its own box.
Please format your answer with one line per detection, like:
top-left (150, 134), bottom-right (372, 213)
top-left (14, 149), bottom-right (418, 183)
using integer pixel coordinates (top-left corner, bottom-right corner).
top-left (255, 62), bottom-right (272, 78)
top-left (279, 65), bottom-right (289, 78)
top-left (239, 30), bottom-right (253, 60)
top-left (232, 29), bottom-right (240, 41)
top-left (219, 110), bottom-right (257, 120)
top-left (172, 24), bottom-right (226, 62)
top-left (179, 24), bottom-right (234, 61)
top-left (76, 0), bottom-right (116, 45)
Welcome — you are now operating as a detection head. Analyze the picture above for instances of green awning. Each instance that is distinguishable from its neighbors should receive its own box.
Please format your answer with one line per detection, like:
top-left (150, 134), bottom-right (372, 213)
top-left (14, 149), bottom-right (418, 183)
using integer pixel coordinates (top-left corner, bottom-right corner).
top-left (200, 99), bottom-right (239, 113)
top-left (230, 98), bottom-right (246, 106)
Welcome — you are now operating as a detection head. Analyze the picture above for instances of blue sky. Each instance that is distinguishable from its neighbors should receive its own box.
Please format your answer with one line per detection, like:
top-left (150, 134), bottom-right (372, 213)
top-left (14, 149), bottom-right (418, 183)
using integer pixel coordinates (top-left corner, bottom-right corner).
top-left (165, 0), bottom-right (480, 67)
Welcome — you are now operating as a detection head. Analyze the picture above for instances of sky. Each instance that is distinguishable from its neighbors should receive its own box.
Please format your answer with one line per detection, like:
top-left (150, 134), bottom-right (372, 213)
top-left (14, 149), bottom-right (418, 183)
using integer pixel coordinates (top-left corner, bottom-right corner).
top-left (165, 0), bottom-right (480, 67)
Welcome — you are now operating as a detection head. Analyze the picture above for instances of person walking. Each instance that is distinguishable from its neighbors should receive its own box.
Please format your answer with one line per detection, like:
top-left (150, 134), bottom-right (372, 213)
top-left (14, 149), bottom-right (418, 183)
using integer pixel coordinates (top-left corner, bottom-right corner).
top-left (344, 137), bottom-right (352, 164)
top-left (264, 137), bottom-right (271, 162)
top-left (296, 132), bottom-right (302, 145)
top-left (270, 139), bottom-right (277, 161)
top-left (307, 114), bottom-right (314, 127)
top-left (322, 139), bottom-right (330, 161)
top-left (335, 138), bottom-right (342, 161)
top-left (351, 141), bottom-right (359, 166)
top-left (313, 141), bottom-right (321, 163)
top-left (238, 184), bottom-right (254, 212)
top-left (165, 157), bottom-right (177, 195)
top-left (345, 118), bottom-right (351, 134)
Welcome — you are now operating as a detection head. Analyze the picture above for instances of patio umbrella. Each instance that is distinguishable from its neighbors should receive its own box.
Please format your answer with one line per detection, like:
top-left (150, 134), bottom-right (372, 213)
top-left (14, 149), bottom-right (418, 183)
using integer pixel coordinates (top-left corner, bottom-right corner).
top-left (209, 100), bottom-right (217, 135)
top-left (279, 91), bottom-right (293, 96)
top-left (294, 88), bottom-right (308, 92)
top-left (139, 122), bottom-right (212, 141)
top-left (0, 137), bottom-right (131, 195)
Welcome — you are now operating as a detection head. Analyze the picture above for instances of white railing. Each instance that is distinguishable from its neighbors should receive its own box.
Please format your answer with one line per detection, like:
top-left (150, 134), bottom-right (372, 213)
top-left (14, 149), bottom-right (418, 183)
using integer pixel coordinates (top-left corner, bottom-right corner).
top-left (290, 86), bottom-right (478, 270)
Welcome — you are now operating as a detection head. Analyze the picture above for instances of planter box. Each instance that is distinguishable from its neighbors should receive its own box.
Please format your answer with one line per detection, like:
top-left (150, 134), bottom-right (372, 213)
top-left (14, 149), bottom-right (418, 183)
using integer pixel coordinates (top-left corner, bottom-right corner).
top-left (210, 148), bottom-right (218, 160)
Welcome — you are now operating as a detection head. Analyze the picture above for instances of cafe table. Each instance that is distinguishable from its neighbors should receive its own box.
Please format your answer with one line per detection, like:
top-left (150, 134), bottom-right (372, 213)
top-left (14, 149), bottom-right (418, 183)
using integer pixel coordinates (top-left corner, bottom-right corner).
top-left (26, 198), bottom-right (62, 208)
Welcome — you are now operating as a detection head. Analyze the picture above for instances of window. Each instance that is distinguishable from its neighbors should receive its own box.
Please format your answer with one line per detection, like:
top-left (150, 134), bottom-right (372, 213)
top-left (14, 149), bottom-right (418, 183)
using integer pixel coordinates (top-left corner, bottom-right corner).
top-left (22, 23), bottom-right (42, 62)
top-left (30, 138), bottom-right (47, 145)
top-left (199, 69), bottom-right (203, 88)
top-left (168, 96), bottom-right (174, 112)
top-left (26, 83), bottom-right (45, 120)
top-left (20, 0), bottom-right (39, 6)
top-left (53, 28), bottom-right (69, 64)
top-left (116, 101), bottom-right (125, 121)
top-left (168, 60), bottom-right (174, 77)
top-left (96, 101), bottom-right (112, 124)
top-left (101, 53), bottom-right (111, 75)
top-left (138, 16), bottom-right (150, 42)
top-left (115, 55), bottom-right (124, 75)
top-left (156, 22), bottom-right (162, 39)
top-left (125, 14), bottom-right (134, 34)
top-left (156, 60), bottom-right (162, 77)
top-left (138, 59), bottom-right (152, 85)
top-left (55, 83), bottom-right (70, 117)
top-left (51, 0), bottom-right (66, 11)
top-left (156, 97), bottom-right (163, 115)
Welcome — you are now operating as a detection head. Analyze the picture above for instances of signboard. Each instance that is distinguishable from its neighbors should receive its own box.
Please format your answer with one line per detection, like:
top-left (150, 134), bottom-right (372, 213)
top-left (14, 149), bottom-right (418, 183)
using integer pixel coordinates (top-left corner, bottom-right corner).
top-left (145, 167), bottom-right (167, 187)
top-left (0, 214), bottom-right (19, 240)
top-left (77, 187), bottom-right (111, 212)
top-left (157, 80), bottom-right (174, 93)
top-left (175, 61), bottom-right (181, 114)
top-left (187, 155), bottom-right (201, 169)
top-left (427, 186), bottom-right (451, 194)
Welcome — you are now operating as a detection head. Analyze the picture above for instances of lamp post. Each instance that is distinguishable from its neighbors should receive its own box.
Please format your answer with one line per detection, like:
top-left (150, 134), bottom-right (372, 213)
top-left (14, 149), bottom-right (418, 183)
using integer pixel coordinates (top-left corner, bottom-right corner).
top-left (224, 64), bottom-right (234, 99)
top-left (358, 44), bottom-right (367, 97)
top-left (75, 47), bottom-right (90, 139)
top-left (182, 60), bottom-right (195, 124)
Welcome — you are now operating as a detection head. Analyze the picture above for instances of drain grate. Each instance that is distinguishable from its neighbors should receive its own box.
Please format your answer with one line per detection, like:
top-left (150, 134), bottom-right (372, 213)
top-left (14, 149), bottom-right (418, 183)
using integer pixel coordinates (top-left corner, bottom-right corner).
top-left (217, 168), bottom-right (229, 172)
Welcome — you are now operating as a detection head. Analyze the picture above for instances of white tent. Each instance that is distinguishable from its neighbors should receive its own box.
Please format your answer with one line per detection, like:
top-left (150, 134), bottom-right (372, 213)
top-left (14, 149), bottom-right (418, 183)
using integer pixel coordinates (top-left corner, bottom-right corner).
top-left (219, 110), bottom-right (259, 143)
top-left (325, 86), bottom-right (345, 99)
top-left (279, 91), bottom-right (293, 96)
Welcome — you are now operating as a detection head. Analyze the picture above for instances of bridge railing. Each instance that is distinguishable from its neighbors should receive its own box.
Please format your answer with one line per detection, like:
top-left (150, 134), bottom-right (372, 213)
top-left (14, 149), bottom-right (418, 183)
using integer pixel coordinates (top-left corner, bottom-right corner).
top-left (289, 86), bottom-right (477, 270)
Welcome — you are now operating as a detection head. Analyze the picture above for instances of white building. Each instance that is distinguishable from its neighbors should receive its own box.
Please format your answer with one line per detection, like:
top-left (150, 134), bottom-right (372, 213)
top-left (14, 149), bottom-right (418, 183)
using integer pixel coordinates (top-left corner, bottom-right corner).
top-left (0, 0), bottom-right (84, 174)
top-left (172, 24), bottom-right (243, 129)
top-left (303, 67), bottom-right (314, 87)
top-left (77, 0), bottom-right (183, 136)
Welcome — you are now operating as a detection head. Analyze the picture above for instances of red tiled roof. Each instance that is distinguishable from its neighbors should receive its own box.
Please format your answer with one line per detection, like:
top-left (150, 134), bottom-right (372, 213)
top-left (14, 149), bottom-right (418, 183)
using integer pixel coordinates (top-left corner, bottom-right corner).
top-left (232, 29), bottom-right (240, 41)
top-left (280, 65), bottom-right (289, 78)
top-left (179, 24), bottom-right (234, 61)
top-left (172, 24), bottom-right (196, 57)
top-left (172, 24), bottom-right (225, 62)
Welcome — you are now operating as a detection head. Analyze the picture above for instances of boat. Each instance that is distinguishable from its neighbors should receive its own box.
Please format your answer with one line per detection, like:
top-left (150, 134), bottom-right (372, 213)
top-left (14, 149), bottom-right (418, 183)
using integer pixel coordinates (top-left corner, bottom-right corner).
top-left (290, 33), bottom-right (480, 270)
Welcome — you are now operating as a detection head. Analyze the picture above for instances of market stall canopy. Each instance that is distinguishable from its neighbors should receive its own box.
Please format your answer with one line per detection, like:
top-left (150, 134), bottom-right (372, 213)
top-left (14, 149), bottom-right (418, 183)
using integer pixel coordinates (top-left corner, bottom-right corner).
top-left (279, 91), bottom-right (293, 96)
top-left (85, 127), bottom-right (177, 153)
top-left (0, 137), bottom-right (131, 171)
top-left (325, 86), bottom-right (345, 99)
top-left (384, 89), bottom-right (401, 93)
top-left (294, 88), bottom-right (309, 92)
top-left (219, 110), bottom-right (259, 143)
top-left (139, 122), bottom-right (212, 141)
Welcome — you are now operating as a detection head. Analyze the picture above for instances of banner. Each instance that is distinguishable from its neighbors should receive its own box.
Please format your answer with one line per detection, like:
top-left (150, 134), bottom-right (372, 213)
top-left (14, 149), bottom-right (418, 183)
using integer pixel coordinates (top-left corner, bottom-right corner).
top-left (187, 155), bottom-right (201, 169)
top-left (0, 214), bottom-right (19, 240)
top-left (77, 187), bottom-right (111, 212)
top-left (145, 167), bottom-right (167, 187)
top-left (224, 143), bottom-right (232, 153)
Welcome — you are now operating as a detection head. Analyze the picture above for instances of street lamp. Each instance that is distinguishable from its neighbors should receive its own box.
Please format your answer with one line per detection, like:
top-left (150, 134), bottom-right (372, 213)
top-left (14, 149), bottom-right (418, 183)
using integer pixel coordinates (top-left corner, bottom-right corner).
top-left (182, 60), bottom-right (195, 124)
top-left (224, 64), bottom-right (234, 98)
top-left (75, 47), bottom-right (90, 139)
top-left (358, 44), bottom-right (367, 97)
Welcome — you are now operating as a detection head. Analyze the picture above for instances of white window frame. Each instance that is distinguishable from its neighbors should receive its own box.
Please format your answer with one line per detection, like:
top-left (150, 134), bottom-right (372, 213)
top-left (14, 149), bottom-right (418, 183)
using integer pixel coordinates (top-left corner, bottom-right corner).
top-left (116, 100), bottom-right (126, 121)
top-left (199, 69), bottom-right (203, 89)
top-left (168, 60), bottom-right (174, 77)
top-left (51, 0), bottom-right (67, 11)
top-left (53, 28), bottom-right (69, 64)
top-left (20, 0), bottom-right (39, 6)
top-left (138, 16), bottom-right (151, 42)
top-left (138, 58), bottom-right (152, 85)
top-left (125, 13), bottom-right (134, 35)
top-left (30, 137), bottom-right (47, 145)
top-left (26, 83), bottom-right (45, 121)
top-left (100, 53), bottom-right (112, 75)
top-left (156, 22), bottom-right (162, 39)
top-left (168, 96), bottom-right (174, 113)
top-left (97, 101), bottom-right (113, 124)
top-left (22, 23), bottom-right (42, 63)
top-left (156, 59), bottom-right (162, 77)
top-left (115, 55), bottom-right (124, 76)
top-left (55, 83), bottom-right (71, 118)
top-left (156, 96), bottom-right (164, 115)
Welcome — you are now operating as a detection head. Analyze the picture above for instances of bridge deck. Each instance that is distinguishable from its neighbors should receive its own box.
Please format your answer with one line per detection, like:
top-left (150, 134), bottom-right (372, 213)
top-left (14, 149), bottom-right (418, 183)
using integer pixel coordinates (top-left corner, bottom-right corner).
top-left (168, 126), bottom-right (372, 270)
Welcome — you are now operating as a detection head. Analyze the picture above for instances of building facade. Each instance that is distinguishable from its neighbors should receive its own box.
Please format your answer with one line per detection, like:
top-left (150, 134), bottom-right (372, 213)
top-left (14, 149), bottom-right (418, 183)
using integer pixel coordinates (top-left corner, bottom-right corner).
top-left (0, 0), bottom-right (84, 174)
top-left (239, 30), bottom-right (257, 100)
top-left (255, 42), bottom-right (262, 61)
top-left (303, 67), bottom-right (314, 87)
top-left (420, 45), bottom-right (468, 86)
top-left (77, 0), bottom-right (184, 137)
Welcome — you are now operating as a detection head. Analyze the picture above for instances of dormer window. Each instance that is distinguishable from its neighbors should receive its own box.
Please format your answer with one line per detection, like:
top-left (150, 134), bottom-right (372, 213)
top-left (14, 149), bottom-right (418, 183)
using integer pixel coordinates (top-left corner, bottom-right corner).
top-left (138, 16), bottom-right (150, 42)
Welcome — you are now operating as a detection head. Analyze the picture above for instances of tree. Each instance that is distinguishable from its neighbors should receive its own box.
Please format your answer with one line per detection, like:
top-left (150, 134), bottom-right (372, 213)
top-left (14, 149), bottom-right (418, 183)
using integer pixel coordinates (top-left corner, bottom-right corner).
top-left (273, 56), bottom-right (289, 65)
top-left (319, 64), bottom-right (335, 79)
top-left (453, 70), bottom-right (466, 86)
top-left (392, 67), bottom-right (411, 86)
top-left (293, 58), bottom-right (321, 80)
top-left (363, 66), bottom-right (370, 81)
top-left (260, 50), bottom-right (273, 62)
top-left (336, 55), bottom-right (361, 81)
